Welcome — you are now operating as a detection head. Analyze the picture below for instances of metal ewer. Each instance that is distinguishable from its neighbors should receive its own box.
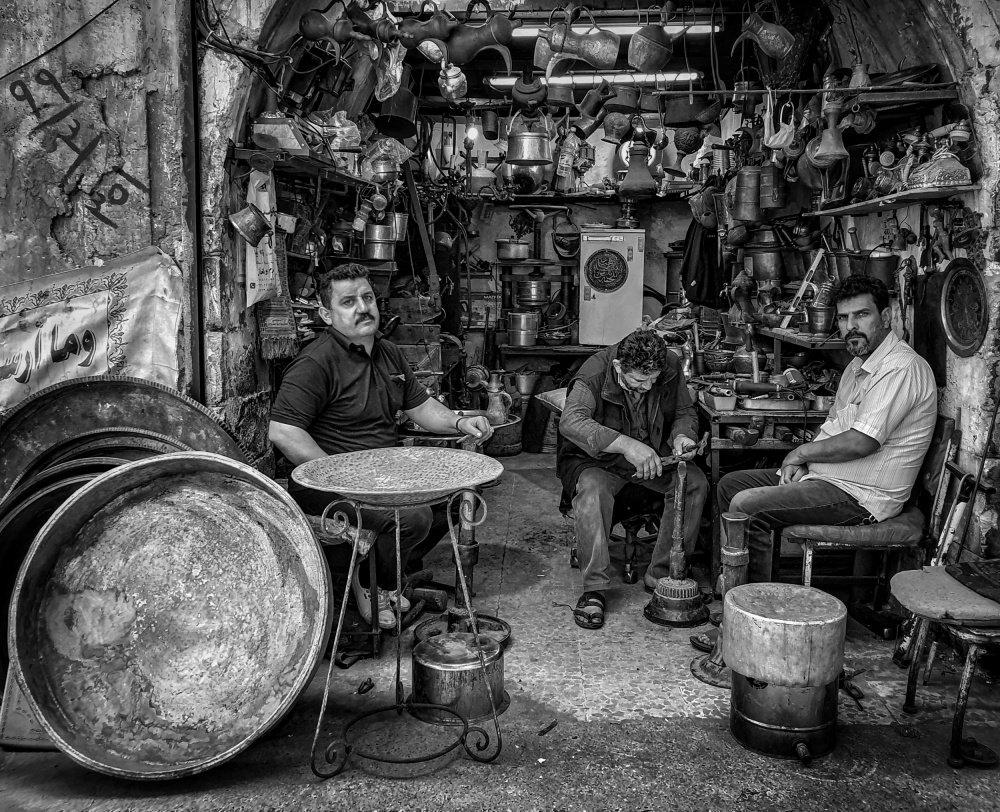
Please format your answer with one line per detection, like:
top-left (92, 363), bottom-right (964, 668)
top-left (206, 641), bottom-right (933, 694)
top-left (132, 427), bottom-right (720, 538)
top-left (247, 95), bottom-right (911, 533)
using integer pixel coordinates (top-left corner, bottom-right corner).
top-left (691, 511), bottom-right (750, 688)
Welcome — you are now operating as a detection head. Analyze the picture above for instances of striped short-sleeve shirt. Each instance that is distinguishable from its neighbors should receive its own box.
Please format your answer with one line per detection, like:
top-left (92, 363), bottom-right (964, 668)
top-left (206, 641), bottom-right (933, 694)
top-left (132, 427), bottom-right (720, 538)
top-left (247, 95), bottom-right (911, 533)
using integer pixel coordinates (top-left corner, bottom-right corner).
top-left (801, 331), bottom-right (937, 521)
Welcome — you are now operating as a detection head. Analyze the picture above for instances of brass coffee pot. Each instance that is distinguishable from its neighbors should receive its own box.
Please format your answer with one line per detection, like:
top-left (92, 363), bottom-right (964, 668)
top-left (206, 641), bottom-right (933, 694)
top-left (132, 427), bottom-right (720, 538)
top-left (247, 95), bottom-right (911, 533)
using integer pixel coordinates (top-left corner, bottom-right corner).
top-left (444, 0), bottom-right (522, 73)
top-left (534, 5), bottom-right (621, 77)
top-left (627, 3), bottom-right (690, 73)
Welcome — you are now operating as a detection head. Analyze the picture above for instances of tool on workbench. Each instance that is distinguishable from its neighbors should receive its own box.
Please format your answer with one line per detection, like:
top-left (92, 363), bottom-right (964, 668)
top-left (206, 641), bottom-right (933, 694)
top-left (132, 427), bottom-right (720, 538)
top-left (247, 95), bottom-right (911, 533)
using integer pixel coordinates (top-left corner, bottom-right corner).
top-left (643, 461), bottom-right (710, 627)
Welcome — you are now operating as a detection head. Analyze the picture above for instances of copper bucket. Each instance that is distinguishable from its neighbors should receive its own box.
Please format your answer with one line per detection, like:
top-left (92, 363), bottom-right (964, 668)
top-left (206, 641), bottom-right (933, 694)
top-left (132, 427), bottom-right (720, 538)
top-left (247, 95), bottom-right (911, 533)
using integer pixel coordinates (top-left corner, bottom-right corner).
top-left (731, 166), bottom-right (762, 223)
top-left (9, 452), bottom-right (332, 780)
top-left (229, 203), bottom-right (272, 247)
top-left (374, 66), bottom-right (418, 140)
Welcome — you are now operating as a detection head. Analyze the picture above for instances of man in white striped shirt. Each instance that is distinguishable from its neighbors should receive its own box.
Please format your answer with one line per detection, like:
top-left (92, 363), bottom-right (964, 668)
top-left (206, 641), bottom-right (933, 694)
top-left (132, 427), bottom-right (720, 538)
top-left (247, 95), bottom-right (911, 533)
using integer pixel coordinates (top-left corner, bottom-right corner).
top-left (717, 276), bottom-right (937, 583)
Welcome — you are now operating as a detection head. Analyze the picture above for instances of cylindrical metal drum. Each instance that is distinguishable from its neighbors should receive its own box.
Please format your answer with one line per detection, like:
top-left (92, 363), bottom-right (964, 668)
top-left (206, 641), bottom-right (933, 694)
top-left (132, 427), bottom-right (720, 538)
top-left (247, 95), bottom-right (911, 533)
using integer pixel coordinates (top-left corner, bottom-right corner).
top-left (508, 310), bottom-right (541, 333)
top-left (410, 632), bottom-right (510, 724)
top-left (731, 166), bottom-right (762, 223)
top-left (730, 674), bottom-right (839, 760)
top-left (516, 278), bottom-right (551, 308)
top-left (508, 329), bottom-right (537, 347)
top-left (724, 583), bottom-right (846, 761)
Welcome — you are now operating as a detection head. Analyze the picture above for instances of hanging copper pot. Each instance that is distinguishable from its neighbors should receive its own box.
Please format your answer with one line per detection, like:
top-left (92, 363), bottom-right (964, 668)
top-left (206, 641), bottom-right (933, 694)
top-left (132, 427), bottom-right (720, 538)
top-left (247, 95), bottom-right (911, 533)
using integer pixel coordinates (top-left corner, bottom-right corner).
top-left (229, 204), bottom-right (272, 247)
top-left (604, 85), bottom-right (640, 115)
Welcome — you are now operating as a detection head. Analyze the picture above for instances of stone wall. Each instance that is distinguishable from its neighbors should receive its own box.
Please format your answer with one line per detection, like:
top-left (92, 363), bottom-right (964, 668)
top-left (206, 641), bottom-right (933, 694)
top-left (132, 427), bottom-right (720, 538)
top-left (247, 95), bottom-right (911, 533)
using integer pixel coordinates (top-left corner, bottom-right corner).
top-left (0, 0), bottom-right (196, 391)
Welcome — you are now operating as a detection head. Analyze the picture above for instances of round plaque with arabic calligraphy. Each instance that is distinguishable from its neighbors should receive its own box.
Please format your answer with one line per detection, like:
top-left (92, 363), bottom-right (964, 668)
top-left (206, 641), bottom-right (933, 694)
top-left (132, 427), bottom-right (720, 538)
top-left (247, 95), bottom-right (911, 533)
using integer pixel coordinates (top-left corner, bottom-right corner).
top-left (940, 258), bottom-right (988, 358)
top-left (584, 249), bottom-right (629, 293)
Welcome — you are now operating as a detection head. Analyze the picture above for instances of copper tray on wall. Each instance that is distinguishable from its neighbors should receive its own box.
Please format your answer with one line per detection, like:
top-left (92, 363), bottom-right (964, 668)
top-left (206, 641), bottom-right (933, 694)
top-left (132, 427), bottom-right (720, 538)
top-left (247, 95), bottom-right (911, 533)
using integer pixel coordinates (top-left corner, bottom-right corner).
top-left (292, 447), bottom-right (505, 506)
top-left (9, 452), bottom-right (331, 780)
top-left (0, 377), bottom-right (248, 499)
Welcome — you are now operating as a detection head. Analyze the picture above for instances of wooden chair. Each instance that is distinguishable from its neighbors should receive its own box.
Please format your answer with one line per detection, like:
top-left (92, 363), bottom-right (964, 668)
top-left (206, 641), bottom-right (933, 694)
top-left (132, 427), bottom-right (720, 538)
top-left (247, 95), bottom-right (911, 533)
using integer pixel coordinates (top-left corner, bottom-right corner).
top-left (780, 415), bottom-right (955, 607)
top-left (891, 565), bottom-right (1000, 768)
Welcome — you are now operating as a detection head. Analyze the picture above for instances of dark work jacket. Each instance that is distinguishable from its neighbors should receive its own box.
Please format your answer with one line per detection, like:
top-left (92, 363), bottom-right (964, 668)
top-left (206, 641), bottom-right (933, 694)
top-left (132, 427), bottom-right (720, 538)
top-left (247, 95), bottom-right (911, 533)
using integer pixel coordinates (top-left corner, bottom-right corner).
top-left (556, 343), bottom-right (698, 496)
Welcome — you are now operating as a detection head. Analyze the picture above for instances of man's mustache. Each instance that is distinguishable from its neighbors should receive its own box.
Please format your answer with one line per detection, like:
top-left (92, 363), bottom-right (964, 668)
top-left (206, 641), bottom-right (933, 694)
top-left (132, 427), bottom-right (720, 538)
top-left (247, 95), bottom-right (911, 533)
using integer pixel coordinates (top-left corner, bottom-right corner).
top-left (845, 329), bottom-right (868, 342)
top-left (356, 314), bottom-right (375, 324)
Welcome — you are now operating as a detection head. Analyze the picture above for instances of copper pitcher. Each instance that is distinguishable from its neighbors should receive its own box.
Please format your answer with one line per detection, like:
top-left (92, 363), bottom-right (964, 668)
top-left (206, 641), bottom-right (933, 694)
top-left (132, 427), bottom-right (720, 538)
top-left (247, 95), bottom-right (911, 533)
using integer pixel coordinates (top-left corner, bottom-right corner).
top-left (730, 11), bottom-right (794, 59)
top-left (445, 0), bottom-right (521, 73)
top-left (534, 5), bottom-right (621, 76)
top-left (627, 4), bottom-right (690, 73)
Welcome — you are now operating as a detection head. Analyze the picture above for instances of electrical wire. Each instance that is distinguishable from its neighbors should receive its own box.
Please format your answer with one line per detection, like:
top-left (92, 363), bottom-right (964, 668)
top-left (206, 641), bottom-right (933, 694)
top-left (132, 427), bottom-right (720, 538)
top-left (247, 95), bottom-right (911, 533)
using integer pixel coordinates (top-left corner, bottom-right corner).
top-left (0, 0), bottom-right (127, 83)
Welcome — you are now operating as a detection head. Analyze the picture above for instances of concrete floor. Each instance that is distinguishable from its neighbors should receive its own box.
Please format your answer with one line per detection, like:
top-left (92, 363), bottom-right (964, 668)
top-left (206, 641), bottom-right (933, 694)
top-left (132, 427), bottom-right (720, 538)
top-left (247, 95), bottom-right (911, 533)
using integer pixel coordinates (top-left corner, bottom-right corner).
top-left (3, 453), bottom-right (1000, 811)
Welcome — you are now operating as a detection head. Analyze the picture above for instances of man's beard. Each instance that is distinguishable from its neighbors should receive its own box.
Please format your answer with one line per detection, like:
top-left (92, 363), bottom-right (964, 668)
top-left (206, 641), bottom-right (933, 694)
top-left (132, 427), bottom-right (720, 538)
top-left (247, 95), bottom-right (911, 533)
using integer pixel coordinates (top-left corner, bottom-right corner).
top-left (844, 329), bottom-right (871, 357)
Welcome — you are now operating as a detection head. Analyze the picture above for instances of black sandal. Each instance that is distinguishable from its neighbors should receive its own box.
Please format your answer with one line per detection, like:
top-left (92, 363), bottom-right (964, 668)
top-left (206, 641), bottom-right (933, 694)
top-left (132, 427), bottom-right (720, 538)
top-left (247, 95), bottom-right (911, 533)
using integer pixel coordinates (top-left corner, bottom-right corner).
top-left (573, 591), bottom-right (606, 630)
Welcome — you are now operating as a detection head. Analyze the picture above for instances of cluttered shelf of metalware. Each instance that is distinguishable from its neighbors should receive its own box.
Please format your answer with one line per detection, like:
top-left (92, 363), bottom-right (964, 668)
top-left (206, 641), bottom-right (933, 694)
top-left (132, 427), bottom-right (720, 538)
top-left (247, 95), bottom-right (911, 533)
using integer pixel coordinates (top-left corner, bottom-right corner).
top-left (231, 147), bottom-right (372, 192)
top-left (805, 184), bottom-right (981, 218)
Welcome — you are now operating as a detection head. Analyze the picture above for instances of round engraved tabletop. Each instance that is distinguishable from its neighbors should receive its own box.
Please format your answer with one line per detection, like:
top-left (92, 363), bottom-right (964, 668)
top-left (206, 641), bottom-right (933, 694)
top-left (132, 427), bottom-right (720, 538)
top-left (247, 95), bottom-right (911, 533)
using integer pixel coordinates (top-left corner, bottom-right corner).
top-left (291, 447), bottom-right (505, 506)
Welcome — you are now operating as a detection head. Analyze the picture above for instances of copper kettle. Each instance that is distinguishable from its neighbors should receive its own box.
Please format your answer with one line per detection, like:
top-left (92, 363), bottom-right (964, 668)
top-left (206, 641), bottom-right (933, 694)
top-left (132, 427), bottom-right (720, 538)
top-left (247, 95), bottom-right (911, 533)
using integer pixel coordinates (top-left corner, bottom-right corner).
top-left (445, 0), bottom-right (522, 74)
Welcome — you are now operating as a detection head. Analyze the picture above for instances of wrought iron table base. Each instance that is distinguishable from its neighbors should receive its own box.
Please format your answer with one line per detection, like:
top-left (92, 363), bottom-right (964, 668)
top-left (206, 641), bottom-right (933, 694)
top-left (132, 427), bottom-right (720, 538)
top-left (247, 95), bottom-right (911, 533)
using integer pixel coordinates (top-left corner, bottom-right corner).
top-left (309, 489), bottom-right (503, 778)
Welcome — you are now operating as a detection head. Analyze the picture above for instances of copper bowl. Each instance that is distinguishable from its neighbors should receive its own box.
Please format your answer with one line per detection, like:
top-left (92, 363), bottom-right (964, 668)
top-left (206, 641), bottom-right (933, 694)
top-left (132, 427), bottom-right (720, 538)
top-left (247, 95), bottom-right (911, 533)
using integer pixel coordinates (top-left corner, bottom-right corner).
top-left (10, 453), bottom-right (332, 780)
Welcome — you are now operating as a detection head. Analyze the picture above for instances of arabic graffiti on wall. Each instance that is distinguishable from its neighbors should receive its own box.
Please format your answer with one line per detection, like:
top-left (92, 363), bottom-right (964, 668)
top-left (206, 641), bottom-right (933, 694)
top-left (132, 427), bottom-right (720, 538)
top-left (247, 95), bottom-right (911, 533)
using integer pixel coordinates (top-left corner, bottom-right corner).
top-left (0, 247), bottom-right (184, 412)
top-left (8, 69), bottom-right (150, 231)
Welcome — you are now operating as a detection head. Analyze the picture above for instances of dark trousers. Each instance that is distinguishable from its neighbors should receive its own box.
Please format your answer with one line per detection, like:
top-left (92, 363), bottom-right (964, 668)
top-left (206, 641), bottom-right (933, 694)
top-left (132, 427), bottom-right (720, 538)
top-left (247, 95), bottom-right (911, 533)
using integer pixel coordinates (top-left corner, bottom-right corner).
top-left (717, 469), bottom-right (874, 583)
top-left (291, 487), bottom-right (432, 590)
top-left (573, 463), bottom-right (709, 592)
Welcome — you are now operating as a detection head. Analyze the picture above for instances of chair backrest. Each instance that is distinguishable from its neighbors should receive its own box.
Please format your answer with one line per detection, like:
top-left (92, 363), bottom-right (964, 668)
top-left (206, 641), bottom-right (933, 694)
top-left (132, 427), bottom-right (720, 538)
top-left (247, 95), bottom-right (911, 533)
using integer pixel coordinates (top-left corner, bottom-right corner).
top-left (910, 414), bottom-right (955, 510)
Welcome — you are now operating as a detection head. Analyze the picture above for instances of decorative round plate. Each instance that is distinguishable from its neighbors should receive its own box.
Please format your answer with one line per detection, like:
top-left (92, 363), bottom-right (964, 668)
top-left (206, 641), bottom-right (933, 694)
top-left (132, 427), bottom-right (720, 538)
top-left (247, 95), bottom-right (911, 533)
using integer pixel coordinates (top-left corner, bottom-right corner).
top-left (584, 249), bottom-right (629, 293)
top-left (291, 447), bottom-right (504, 506)
top-left (939, 258), bottom-right (989, 358)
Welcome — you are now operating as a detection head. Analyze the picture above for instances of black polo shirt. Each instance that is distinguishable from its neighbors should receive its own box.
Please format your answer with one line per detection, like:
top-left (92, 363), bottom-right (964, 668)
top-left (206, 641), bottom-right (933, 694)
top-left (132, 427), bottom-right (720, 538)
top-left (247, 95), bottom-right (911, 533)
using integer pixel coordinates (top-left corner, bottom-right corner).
top-left (270, 326), bottom-right (430, 460)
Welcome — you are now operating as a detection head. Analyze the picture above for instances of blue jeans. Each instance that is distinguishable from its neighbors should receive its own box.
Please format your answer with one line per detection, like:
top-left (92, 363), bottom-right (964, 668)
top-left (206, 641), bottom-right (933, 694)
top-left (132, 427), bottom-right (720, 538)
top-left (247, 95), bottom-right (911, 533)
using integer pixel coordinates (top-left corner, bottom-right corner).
top-left (717, 469), bottom-right (875, 583)
top-left (291, 487), bottom-right (432, 590)
top-left (573, 464), bottom-right (709, 592)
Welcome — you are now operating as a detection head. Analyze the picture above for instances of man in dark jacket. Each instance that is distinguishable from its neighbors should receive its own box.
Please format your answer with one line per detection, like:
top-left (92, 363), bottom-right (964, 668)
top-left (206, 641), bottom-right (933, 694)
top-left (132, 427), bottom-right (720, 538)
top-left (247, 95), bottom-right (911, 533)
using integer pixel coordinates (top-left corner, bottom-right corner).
top-left (558, 328), bottom-right (708, 629)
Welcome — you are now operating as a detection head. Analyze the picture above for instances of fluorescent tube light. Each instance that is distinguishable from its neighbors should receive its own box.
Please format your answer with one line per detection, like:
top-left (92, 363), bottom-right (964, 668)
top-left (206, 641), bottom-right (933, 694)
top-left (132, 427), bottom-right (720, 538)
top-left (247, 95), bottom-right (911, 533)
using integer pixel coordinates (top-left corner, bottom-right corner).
top-left (484, 72), bottom-right (701, 90)
top-left (510, 23), bottom-right (718, 37)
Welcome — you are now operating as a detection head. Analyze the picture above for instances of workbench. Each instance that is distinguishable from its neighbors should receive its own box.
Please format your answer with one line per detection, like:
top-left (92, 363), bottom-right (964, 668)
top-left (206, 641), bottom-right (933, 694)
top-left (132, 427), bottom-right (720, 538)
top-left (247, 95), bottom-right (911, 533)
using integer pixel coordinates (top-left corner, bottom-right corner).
top-left (698, 399), bottom-right (832, 584)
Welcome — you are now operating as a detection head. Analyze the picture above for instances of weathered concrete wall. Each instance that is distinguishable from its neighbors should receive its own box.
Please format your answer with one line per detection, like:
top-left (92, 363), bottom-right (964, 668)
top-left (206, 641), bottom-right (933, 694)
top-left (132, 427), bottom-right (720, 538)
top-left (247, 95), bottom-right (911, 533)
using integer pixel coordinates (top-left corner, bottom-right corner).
top-left (829, 0), bottom-right (1000, 557)
top-left (0, 0), bottom-right (196, 391)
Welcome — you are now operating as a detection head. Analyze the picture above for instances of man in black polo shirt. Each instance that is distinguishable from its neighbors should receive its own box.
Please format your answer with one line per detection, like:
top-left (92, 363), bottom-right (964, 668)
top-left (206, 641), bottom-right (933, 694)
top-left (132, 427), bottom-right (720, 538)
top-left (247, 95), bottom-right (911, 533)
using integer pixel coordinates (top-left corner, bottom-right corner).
top-left (269, 263), bottom-right (493, 629)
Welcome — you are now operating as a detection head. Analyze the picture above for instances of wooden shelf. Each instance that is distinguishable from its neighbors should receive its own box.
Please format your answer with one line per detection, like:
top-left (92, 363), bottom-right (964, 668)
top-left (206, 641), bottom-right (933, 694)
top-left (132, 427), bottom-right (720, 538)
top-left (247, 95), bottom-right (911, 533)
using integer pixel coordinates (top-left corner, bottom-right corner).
top-left (502, 186), bottom-right (695, 204)
top-left (499, 344), bottom-right (602, 355)
top-left (233, 147), bottom-right (371, 189)
top-left (495, 259), bottom-right (578, 268)
top-left (805, 184), bottom-right (980, 217)
top-left (756, 326), bottom-right (846, 350)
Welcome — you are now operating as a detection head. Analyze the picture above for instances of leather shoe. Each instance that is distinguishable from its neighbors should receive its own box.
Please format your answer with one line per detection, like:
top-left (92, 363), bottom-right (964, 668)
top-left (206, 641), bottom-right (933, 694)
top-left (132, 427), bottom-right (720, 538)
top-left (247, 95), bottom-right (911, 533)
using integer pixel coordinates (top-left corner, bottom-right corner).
top-left (352, 567), bottom-right (395, 629)
top-left (643, 571), bottom-right (663, 593)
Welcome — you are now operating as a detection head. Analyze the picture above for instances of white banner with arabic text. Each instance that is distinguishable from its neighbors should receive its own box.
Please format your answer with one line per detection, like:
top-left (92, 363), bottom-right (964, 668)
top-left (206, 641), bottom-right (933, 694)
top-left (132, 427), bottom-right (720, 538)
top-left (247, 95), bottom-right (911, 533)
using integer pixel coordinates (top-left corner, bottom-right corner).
top-left (0, 246), bottom-right (183, 413)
